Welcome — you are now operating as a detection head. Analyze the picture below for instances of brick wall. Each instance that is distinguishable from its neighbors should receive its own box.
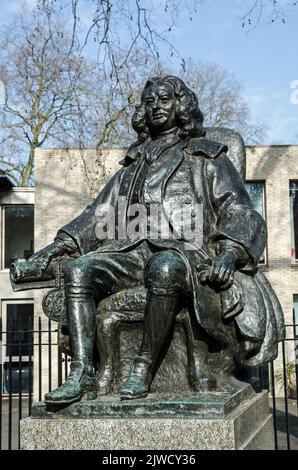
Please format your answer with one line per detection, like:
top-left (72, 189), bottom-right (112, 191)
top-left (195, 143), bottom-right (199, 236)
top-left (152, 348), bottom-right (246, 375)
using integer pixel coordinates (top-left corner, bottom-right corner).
top-left (247, 146), bottom-right (298, 327)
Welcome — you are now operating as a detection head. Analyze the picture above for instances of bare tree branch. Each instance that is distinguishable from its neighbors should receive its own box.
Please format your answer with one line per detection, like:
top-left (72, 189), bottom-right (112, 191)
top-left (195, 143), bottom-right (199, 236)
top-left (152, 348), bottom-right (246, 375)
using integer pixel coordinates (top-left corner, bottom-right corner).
top-left (0, 4), bottom-right (268, 189)
top-left (239, 0), bottom-right (297, 31)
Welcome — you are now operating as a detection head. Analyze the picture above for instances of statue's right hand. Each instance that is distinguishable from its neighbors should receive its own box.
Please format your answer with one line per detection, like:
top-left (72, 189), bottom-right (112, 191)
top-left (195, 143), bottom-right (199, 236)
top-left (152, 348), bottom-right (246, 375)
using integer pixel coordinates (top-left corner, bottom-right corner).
top-left (28, 242), bottom-right (64, 271)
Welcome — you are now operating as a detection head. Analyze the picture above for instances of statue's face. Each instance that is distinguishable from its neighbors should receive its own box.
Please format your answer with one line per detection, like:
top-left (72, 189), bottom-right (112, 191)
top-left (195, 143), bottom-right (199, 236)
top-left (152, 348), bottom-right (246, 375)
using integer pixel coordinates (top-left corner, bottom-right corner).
top-left (143, 83), bottom-right (176, 135)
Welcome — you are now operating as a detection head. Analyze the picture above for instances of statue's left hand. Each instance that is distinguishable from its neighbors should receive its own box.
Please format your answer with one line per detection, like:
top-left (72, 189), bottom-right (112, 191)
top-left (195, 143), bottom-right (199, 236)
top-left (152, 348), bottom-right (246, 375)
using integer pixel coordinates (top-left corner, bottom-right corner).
top-left (202, 251), bottom-right (237, 288)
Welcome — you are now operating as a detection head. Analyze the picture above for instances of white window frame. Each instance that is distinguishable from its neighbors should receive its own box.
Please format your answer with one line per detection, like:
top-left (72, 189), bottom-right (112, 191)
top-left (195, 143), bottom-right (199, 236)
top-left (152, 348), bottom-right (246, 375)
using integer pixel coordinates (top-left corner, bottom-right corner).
top-left (1, 203), bottom-right (34, 271)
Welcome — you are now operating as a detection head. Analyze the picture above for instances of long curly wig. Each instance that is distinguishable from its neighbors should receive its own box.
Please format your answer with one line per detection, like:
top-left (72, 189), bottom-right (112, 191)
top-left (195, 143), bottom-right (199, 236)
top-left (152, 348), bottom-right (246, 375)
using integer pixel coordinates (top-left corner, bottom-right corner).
top-left (132, 75), bottom-right (205, 142)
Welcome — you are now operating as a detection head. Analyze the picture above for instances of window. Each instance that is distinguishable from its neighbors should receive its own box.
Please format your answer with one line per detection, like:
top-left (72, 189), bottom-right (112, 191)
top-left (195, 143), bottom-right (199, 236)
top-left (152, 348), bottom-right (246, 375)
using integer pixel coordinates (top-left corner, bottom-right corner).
top-left (3, 204), bottom-right (34, 269)
top-left (6, 303), bottom-right (33, 357)
top-left (245, 181), bottom-right (265, 218)
top-left (2, 362), bottom-right (33, 394)
top-left (290, 181), bottom-right (298, 263)
top-left (1, 301), bottom-right (33, 394)
top-left (245, 181), bottom-right (266, 264)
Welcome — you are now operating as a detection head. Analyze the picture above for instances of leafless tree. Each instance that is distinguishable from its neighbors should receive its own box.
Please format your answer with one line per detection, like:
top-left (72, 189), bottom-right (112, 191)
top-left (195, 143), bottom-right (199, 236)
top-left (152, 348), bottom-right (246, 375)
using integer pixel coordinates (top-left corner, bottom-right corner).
top-left (179, 60), bottom-right (267, 144)
top-left (0, 6), bottom-right (267, 187)
top-left (79, 58), bottom-right (267, 151)
top-left (197, 0), bottom-right (297, 31)
top-left (36, 0), bottom-right (298, 53)
top-left (0, 12), bottom-right (96, 186)
top-left (0, 11), bottom-right (156, 186)
top-left (238, 0), bottom-right (297, 31)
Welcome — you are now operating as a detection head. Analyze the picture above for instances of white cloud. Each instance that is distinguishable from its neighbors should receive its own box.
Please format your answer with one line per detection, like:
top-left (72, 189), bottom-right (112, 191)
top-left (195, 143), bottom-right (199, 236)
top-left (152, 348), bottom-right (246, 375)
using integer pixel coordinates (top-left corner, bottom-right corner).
top-left (6, 0), bottom-right (38, 13)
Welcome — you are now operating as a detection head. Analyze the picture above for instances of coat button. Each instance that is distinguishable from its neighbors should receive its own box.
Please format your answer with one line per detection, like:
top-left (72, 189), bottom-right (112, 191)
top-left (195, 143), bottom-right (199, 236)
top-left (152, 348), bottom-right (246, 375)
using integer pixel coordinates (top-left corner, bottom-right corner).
top-left (182, 187), bottom-right (188, 193)
top-left (184, 198), bottom-right (192, 204)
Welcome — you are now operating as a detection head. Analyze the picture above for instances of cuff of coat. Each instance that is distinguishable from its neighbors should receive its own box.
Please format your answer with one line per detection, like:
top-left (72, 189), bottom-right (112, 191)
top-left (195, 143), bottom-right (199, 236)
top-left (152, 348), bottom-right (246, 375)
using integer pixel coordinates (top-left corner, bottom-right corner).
top-left (54, 232), bottom-right (78, 254)
top-left (216, 239), bottom-right (251, 268)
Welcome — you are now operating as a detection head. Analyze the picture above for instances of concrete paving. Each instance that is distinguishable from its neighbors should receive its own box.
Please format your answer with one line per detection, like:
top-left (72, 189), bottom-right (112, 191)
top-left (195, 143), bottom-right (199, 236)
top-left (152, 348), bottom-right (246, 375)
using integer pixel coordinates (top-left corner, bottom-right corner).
top-left (1, 398), bottom-right (29, 450)
top-left (270, 398), bottom-right (298, 450)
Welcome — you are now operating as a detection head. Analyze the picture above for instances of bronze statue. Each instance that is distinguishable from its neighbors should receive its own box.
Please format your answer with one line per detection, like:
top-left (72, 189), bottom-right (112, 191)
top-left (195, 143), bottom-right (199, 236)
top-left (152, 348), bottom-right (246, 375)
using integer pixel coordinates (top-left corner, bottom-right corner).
top-left (10, 76), bottom-right (285, 406)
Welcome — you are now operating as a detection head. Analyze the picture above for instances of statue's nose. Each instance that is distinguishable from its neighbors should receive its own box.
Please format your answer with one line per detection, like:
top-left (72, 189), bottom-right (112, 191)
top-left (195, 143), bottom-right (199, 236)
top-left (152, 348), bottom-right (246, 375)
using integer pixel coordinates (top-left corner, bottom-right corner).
top-left (153, 100), bottom-right (162, 110)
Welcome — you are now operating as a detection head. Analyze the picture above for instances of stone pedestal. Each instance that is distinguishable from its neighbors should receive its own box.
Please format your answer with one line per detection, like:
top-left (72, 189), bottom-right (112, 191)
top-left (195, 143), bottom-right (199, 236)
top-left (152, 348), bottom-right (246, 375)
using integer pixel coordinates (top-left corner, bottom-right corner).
top-left (20, 391), bottom-right (274, 450)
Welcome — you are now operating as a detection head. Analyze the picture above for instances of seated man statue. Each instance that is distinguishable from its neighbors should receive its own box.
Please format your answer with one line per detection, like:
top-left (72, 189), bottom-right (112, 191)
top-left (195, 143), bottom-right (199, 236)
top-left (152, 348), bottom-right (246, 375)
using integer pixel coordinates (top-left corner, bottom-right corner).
top-left (23, 75), bottom-right (284, 405)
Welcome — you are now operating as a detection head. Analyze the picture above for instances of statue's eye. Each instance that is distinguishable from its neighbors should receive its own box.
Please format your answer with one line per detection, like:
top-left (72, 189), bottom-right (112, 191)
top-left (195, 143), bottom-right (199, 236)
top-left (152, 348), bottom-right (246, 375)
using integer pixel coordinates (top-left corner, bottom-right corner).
top-left (145, 98), bottom-right (154, 104)
top-left (160, 96), bottom-right (170, 102)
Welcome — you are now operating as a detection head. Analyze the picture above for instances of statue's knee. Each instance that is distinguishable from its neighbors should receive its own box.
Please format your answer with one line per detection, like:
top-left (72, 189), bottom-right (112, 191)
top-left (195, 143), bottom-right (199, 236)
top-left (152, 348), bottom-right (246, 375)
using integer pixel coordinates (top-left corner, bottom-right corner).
top-left (144, 251), bottom-right (188, 294)
top-left (63, 258), bottom-right (90, 285)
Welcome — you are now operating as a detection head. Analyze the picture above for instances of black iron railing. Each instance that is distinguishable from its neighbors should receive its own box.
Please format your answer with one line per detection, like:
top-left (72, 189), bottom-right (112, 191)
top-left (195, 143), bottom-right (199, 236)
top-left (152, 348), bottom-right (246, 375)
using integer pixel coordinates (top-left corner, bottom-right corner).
top-left (0, 317), bottom-right (70, 450)
top-left (266, 317), bottom-right (298, 451)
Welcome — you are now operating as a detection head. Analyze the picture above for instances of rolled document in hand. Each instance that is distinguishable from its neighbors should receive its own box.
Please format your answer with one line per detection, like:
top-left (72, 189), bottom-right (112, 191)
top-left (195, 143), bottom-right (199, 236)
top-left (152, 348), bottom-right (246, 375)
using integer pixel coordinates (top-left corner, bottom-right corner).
top-left (10, 259), bottom-right (53, 283)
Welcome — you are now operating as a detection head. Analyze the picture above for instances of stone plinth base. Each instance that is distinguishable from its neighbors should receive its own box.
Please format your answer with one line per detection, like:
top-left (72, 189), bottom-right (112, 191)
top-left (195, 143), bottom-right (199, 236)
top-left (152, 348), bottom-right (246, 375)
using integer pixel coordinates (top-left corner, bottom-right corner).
top-left (30, 382), bottom-right (255, 419)
top-left (20, 392), bottom-right (274, 450)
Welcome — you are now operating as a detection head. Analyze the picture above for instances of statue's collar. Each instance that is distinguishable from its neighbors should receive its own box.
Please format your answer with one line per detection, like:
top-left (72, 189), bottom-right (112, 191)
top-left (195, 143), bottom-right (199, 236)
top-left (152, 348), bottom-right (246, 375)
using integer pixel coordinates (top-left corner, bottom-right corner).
top-left (185, 137), bottom-right (228, 159)
top-left (120, 132), bottom-right (183, 166)
top-left (150, 126), bottom-right (179, 141)
top-left (120, 134), bottom-right (228, 167)
top-left (118, 142), bottom-right (141, 166)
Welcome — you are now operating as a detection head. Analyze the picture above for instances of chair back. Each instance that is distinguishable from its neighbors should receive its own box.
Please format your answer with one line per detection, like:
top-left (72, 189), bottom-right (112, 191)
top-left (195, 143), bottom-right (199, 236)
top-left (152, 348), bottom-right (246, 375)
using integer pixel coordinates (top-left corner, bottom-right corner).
top-left (205, 127), bottom-right (246, 181)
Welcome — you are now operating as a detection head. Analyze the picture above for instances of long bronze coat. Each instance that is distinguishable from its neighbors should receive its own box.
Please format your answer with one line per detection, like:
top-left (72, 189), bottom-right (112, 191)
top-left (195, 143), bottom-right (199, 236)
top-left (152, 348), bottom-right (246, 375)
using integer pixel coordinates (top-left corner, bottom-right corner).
top-left (57, 135), bottom-right (285, 367)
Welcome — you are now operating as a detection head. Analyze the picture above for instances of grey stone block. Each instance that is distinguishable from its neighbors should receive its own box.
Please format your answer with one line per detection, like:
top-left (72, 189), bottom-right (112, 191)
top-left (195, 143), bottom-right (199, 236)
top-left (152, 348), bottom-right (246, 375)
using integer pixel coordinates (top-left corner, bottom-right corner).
top-left (20, 391), bottom-right (274, 450)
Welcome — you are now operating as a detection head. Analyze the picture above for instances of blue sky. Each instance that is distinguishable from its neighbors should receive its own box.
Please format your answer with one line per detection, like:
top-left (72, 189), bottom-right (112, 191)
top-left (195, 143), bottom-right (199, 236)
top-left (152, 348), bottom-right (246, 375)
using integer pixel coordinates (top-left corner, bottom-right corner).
top-left (1, 0), bottom-right (297, 144)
